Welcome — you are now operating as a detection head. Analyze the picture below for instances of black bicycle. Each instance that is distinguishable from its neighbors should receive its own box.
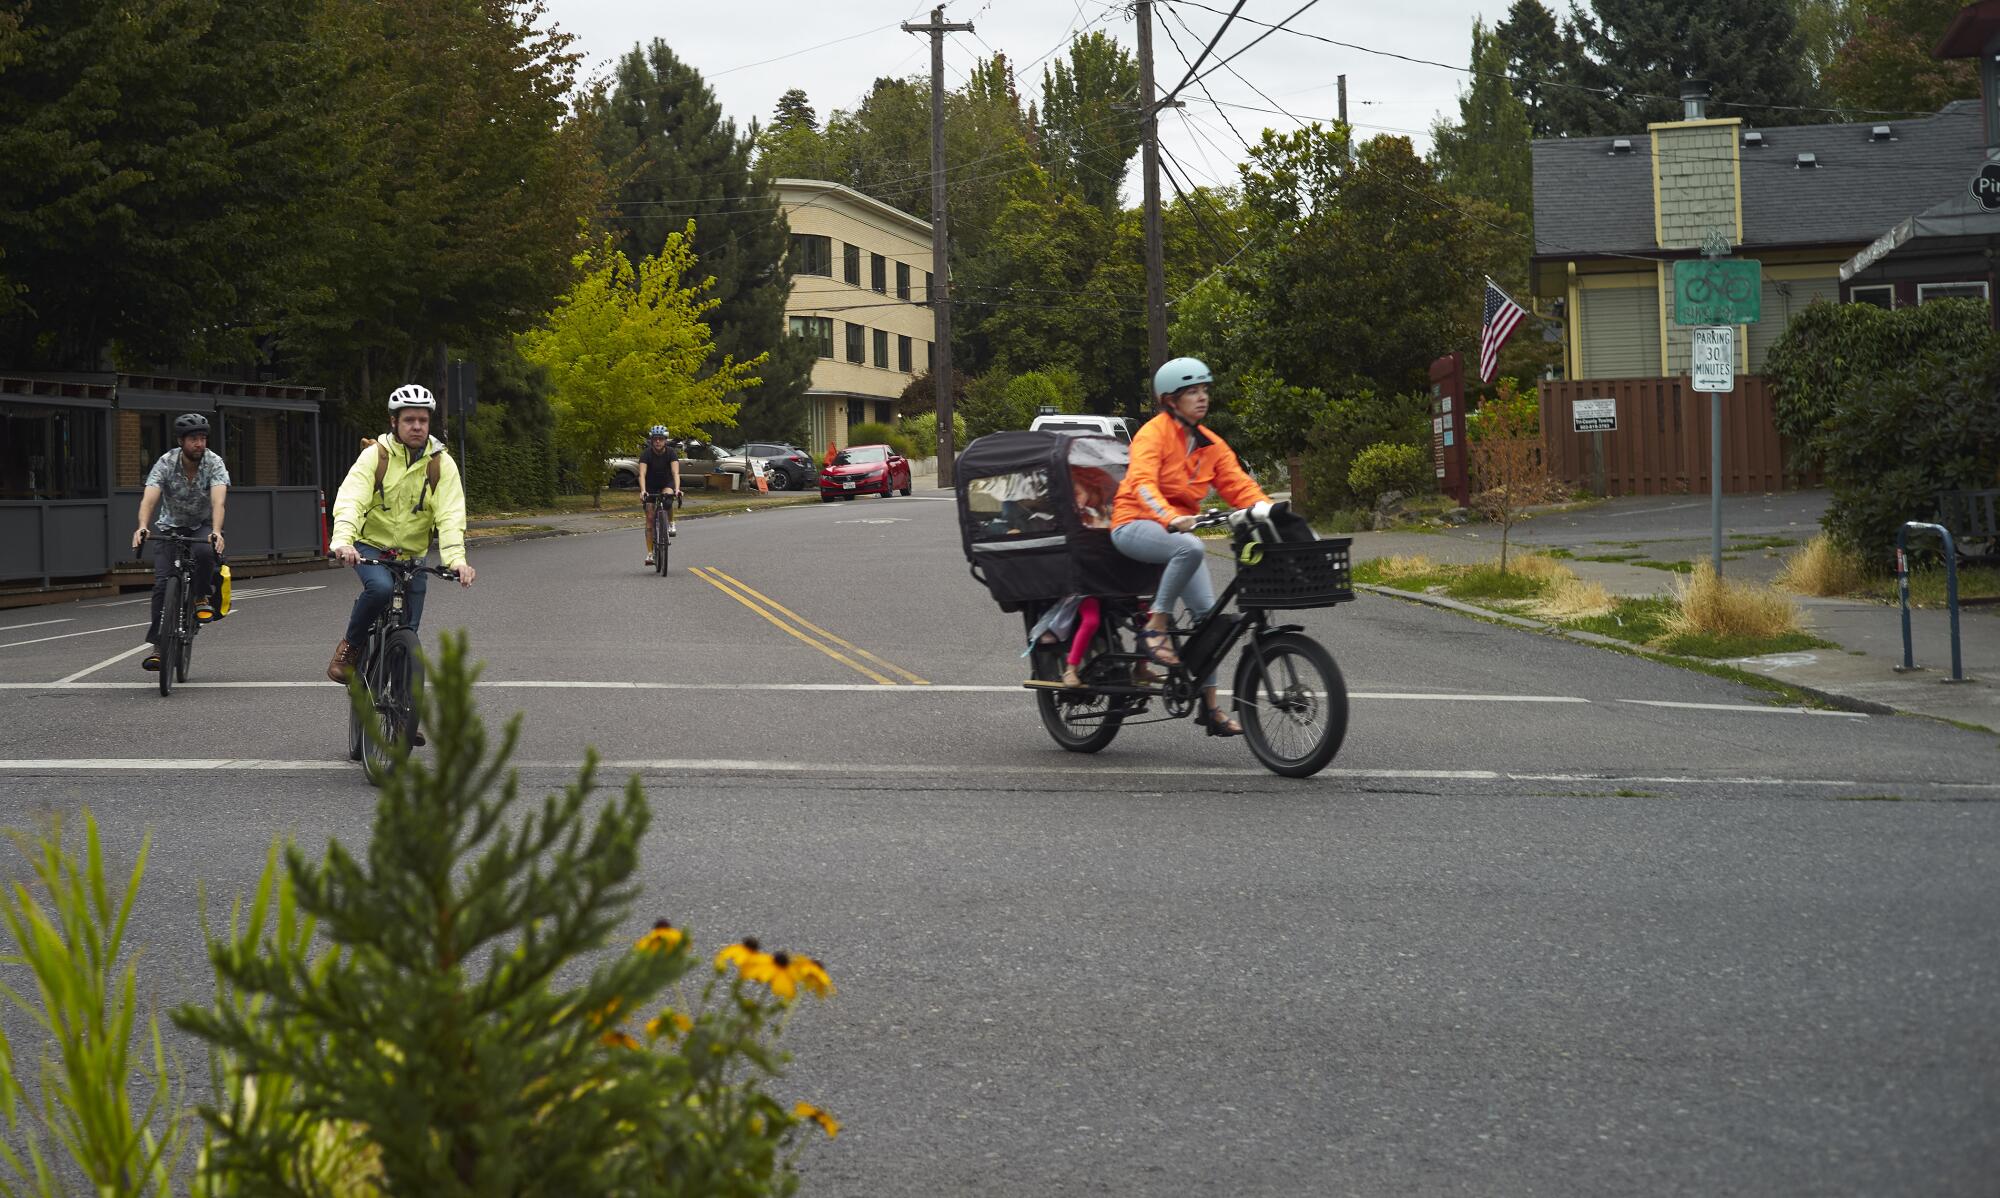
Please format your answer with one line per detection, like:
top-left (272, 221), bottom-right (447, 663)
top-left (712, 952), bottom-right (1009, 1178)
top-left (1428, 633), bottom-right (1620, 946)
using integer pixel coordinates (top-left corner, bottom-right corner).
top-left (346, 556), bottom-right (457, 784)
top-left (1025, 510), bottom-right (1354, 778)
top-left (141, 528), bottom-right (217, 697)
top-left (646, 490), bottom-right (682, 576)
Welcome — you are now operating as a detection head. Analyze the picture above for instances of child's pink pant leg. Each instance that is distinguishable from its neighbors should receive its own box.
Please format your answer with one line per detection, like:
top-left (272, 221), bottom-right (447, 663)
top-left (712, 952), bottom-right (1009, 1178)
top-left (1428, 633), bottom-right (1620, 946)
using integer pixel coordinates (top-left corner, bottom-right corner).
top-left (1067, 597), bottom-right (1101, 666)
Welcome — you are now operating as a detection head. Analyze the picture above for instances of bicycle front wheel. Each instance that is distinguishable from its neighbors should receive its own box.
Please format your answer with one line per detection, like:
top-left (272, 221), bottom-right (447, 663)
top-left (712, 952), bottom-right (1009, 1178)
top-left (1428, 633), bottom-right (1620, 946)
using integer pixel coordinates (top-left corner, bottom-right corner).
top-left (359, 629), bottom-right (423, 785)
top-left (655, 504), bottom-right (670, 575)
top-left (175, 622), bottom-right (193, 683)
top-left (1233, 631), bottom-right (1348, 778)
top-left (157, 577), bottom-right (182, 697)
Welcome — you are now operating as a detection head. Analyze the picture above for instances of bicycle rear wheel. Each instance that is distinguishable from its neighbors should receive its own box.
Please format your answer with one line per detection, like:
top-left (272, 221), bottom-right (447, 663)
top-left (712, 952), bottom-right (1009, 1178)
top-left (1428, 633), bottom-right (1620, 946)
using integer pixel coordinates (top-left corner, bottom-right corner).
top-left (1233, 631), bottom-right (1348, 778)
top-left (1032, 641), bottom-right (1123, 753)
top-left (359, 629), bottom-right (423, 785)
top-left (157, 577), bottom-right (182, 697)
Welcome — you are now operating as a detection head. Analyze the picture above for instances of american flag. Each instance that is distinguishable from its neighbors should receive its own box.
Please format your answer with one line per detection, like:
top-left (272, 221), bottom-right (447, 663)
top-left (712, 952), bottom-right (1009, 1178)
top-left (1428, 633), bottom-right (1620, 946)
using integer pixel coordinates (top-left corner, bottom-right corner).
top-left (1479, 279), bottom-right (1528, 382)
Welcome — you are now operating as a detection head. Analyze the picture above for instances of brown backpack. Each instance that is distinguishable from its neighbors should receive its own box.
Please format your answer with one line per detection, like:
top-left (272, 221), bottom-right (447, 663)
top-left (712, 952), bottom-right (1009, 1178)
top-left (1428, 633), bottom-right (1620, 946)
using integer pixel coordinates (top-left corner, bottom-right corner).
top-left (362, 436), bottom-right (441, 513)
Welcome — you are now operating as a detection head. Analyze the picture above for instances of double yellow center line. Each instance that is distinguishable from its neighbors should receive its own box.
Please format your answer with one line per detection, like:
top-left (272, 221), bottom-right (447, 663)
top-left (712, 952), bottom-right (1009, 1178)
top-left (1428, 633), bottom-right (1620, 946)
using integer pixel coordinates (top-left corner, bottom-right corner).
top-left (688, 566), bottom-right (929, 687)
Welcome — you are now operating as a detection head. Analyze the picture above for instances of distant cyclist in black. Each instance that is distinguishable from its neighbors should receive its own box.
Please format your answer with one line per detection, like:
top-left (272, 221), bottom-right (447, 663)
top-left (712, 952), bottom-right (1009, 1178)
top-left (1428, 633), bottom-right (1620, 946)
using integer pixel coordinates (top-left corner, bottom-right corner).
top-left (639, 424), bottom-right (681, 568)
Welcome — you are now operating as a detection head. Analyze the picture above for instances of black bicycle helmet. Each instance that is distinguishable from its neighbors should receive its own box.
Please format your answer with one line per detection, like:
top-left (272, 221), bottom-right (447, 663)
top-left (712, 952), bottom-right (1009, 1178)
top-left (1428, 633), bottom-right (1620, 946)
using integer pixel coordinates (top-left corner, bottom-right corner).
top-left (174, 413), bottom-right (210, 437)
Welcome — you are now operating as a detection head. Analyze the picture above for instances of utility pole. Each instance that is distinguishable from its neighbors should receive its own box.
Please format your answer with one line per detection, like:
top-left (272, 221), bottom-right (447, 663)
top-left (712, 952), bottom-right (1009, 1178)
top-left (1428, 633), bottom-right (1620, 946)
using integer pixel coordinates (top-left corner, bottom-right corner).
top-left (1337, 73), bottom-right (1347, 127)
top-left (903, 5), bottom-right (972, 487)
top-left (1136, 0), bottom-right (1168, 373)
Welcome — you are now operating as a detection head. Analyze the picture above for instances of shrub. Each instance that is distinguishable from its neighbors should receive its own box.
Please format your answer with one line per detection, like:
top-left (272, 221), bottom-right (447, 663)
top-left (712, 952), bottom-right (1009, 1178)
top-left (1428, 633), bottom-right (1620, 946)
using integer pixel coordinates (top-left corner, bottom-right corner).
top-left (956, 367), bottom-right (1087, 440)
top-left (1347, 441), bottom-right (1430, 501)
top-left (466, 405), bottom-right (560, 513)
top-left (846, 420), bottom-right (914, 457)
top-left (1297, 388), bottom-right (1430, 516)
top-left (1466, 379), bottom-right (1539, 441)
top-left (1767, 298), bottom-right (2000, 552)
top-left (174, 634), bottom-right (836, 1195)
top-left (897, 409), bottom-right (966, 458)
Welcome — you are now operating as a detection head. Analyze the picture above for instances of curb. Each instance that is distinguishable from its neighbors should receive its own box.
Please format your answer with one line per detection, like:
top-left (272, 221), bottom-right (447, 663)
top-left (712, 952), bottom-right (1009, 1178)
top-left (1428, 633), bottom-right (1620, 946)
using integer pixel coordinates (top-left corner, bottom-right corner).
top-left (1355, 582), bottom-right (1897, 717)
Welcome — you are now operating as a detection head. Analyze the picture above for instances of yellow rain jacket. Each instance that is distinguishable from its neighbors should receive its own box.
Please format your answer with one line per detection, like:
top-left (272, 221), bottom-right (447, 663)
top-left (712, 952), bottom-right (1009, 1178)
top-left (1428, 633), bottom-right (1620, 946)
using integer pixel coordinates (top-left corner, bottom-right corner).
top-left (329, 434), bottom-right (469, 568)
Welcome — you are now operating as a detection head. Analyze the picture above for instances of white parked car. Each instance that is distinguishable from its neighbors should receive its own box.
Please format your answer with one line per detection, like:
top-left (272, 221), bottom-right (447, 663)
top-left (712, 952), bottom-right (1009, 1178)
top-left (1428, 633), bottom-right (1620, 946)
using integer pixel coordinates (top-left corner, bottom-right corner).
top-left (1030, 413), bottom-right (1132, 442)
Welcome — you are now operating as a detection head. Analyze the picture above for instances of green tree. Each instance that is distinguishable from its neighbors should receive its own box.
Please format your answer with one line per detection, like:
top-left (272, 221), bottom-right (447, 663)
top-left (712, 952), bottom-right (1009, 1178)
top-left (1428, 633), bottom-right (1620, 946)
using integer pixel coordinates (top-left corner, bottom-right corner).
top-left (1494, 0), bottom-right (1572, 138)
top-left (589, 41), bottom-right (814, 442)
top-left (1432, 21), bottom-right (1535, 219)
top-left (518, 230), bottom-right (764, 505)
top-left (772, 87), bottom-right (817, 132)
top-left (1791, 0), bottom-right (1857, 86)
top-left (1821, 0), bottom-right (1977, 114)
top-left (0, 0), bottom-right (337, 370)
top-left (1038, 31), bottom-right (1141, 215)
top-left (1576, 0), bottom-right (1819, 128)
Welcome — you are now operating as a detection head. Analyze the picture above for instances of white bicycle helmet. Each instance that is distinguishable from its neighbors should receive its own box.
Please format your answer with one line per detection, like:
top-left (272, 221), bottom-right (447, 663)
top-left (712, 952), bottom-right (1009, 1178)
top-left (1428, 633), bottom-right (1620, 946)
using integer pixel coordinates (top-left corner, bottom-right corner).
top-left (388, 383), bottom-right (437, 412)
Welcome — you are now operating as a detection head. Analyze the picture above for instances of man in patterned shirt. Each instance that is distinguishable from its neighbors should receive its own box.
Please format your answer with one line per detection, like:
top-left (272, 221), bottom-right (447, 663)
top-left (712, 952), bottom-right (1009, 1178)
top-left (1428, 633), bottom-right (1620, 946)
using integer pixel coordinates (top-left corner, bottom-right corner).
top-left (131, 412), bottom-right (229, 673)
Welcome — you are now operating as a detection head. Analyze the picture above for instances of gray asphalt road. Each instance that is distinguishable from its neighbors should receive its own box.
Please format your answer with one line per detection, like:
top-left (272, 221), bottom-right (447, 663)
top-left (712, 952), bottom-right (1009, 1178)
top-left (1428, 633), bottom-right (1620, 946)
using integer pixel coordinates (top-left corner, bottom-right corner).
top-left (2, 493), bottom-right (1996, 1194)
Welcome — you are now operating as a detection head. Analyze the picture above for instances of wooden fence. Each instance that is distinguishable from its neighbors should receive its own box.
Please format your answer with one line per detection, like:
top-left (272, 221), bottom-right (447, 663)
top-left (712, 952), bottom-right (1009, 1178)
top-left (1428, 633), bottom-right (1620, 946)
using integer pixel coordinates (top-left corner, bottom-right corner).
top-left (1536, 376), bottom-right (1814, 497)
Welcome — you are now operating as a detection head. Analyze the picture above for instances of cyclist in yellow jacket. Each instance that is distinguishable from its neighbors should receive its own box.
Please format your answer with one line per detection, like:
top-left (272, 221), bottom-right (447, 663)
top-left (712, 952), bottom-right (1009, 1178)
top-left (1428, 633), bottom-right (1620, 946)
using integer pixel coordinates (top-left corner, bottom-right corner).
top-left (325, 384), bottom-right (476, 684)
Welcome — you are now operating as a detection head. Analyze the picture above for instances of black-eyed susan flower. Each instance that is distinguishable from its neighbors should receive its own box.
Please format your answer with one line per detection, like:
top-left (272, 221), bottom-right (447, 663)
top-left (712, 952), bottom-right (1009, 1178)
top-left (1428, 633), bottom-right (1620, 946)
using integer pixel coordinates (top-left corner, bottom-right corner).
top-left (793, 1101), bottom-right (840, 1139)
top-left (715, 937), bottom-right (764, 973)
top-left (762, 951), bottom-right (798, 1000)
top-left (787, 954), bottom-right (834, 999)
top-left (645, 1010), bottom-right (693, 1041)
top-left (635, 919), bottom-right (684, 954)
top-left (600, 1030), bottom-right (639, 1050)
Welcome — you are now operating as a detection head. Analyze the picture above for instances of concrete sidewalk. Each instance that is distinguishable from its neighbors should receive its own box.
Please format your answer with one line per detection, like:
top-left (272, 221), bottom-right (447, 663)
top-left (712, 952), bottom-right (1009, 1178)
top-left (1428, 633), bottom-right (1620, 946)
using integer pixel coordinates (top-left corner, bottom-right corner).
top-left (1337, 494), bottom-right (1998, 733)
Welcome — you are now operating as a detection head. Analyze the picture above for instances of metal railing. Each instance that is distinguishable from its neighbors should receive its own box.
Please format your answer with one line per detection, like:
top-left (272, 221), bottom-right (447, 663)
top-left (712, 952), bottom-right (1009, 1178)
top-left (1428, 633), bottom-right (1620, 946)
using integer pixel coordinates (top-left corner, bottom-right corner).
top-left (1895, 522), bottom-right (1966, 683)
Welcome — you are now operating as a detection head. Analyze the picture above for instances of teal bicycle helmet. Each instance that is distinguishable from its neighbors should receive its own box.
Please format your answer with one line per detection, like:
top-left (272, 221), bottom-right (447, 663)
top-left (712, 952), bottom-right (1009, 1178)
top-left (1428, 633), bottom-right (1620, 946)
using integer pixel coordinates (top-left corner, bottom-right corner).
top-left (1153, 357), bottom-right (1213, 399)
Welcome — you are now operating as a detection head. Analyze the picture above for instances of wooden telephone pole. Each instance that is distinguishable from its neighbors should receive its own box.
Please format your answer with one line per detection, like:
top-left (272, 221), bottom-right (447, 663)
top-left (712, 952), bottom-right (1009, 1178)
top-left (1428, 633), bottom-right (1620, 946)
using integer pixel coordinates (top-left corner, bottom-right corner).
top-left (902, 5), bottom-right (973, 487)
top-left (1136, 0), bottom-right (1168, 372)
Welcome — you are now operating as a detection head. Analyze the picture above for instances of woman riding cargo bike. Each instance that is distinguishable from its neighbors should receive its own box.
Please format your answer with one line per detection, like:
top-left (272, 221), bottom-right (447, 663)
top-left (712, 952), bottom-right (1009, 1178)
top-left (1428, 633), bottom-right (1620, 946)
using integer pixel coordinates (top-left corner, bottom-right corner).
top-left (954, 357), bottom-right (1355, 778)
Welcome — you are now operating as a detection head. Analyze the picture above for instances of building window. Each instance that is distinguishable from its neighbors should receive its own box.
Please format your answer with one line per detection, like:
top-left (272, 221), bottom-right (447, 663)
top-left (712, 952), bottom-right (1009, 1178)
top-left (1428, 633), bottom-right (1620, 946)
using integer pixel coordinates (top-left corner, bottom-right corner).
top-left (789, 234), bottom-right (832, 277)
top-left (1916, 281), bottom-right (1990, 304)
top-left (896, 262), bottom-right (911, 300)
top-left (876, 400), bottom-right (892, 425)
top-left (873, 328), bottom-right (889, 368)
top-left (845, 322), bottom-right (865, 363)
top-left (788, 315), bottom-right (833, 358)
top-left (847, 398), bottom-right (866, 429)
top-left (1848, 285), bottom-right (1894, 309)
top-left (0, 403), bottom-right (106, 500)
top-left (843, 243), bottom-right (860, 286)
top-left (871, 253), bottom-right (887, 294)
top-left (219, 408), bottom-right (316, 487)
top-left (898, 334), bottom-right (913, 373)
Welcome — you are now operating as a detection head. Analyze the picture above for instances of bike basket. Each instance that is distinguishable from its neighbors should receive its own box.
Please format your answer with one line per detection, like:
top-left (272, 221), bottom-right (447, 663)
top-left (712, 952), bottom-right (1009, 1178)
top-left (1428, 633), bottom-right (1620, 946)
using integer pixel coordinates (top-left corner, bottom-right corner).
top-left (1233, 537), bottom-right (1354, 609)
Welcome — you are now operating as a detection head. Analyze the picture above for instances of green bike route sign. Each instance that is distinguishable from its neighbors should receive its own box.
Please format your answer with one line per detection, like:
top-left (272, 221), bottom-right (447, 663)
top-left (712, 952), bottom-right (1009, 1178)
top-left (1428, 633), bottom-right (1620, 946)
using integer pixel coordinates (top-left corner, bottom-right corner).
top-left (1672, 258), bottom-right (1761, 326)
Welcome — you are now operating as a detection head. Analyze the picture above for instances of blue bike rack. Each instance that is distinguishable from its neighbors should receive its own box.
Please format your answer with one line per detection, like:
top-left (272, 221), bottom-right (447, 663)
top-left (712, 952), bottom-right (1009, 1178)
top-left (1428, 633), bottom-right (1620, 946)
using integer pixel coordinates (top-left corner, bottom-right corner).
top-left (1895, 522), bottom-right (1966, 683)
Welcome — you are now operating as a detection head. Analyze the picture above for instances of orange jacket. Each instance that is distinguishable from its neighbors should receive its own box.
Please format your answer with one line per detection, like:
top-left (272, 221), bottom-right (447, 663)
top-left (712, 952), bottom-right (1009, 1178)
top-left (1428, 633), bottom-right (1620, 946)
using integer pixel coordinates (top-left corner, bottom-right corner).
top-left (1111, 412), bottom-right (1269, 530)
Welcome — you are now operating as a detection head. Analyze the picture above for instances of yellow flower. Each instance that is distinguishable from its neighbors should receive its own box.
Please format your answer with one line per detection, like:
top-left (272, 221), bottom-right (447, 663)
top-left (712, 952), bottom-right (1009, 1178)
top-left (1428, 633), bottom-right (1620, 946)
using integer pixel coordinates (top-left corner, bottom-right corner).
top-left (635, 919), bottom-right (684, 954)
top-left (585, 998), bottom-right (623, 1030)
top-left (645, 1010), bottom-right (693, 1041)
top-left (793, 1101), bottom-right (840, 1139)
top-left (714, 937), bottom-right (765, 974)
top-left (600, 1030), bottom-right (639, 1050)
top-left (762, 952), bottom-right (798, 1000)
top-left (787, 954), bottom-right (834, 999)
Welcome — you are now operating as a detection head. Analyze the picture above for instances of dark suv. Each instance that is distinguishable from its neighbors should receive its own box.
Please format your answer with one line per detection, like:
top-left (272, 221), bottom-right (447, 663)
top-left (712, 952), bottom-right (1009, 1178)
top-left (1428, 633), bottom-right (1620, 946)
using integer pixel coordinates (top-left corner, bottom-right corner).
top-left (724, 442), bottom-right (819, 492)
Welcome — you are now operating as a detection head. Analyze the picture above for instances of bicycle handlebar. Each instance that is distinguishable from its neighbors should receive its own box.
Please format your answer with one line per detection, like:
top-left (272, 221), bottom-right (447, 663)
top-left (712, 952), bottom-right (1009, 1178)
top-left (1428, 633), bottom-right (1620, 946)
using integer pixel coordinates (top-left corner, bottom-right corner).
top-left (371, 556), bottom-right (459, 581)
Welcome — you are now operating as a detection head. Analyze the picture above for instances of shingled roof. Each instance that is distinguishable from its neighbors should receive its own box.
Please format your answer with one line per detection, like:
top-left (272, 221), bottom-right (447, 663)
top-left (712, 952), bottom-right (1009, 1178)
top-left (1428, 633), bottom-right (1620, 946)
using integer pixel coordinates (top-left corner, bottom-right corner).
top-left (1532, 100), bottom-right (1986, 260)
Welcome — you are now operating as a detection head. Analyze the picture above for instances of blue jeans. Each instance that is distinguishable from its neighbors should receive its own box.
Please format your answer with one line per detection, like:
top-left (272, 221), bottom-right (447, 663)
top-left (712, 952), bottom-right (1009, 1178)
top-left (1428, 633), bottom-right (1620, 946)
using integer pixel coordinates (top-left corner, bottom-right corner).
top-left (1111, 519), bottom-right (1220, 688)
top-left (343, 545), bottom-right (426, 646)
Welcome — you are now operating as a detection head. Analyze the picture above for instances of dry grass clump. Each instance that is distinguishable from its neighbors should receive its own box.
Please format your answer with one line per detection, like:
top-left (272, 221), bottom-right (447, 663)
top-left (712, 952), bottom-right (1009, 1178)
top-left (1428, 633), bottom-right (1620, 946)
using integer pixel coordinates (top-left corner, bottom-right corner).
top-left (1534, 576), bottom-right (1617, 620)
top-left (1509, 553), bottom-right (1577, 584)
top-left (1775, 533), bottom-right (1871, 597)
top-left (1664, 561), bottom-right (1803, 639)
top-left (1374, 554), bottom-right (1439, 581)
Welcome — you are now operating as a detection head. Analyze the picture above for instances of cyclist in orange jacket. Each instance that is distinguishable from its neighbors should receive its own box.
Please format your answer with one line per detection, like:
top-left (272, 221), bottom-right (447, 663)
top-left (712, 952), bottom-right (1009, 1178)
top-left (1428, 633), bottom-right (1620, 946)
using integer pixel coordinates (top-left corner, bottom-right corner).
top-left (1110, 357), bottom-right (1271, 736)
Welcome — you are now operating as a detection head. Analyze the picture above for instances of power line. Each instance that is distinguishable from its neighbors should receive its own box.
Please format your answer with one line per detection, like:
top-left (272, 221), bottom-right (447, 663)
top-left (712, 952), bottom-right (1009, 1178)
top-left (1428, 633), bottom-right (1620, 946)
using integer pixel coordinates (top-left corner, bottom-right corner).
top-left (1156, 3), bottom-right (1255, 153)
top-left (1173, 0), bottom-right (1323, 103)
top-left (1158, 0), bottom-right (1246, 105)
top-left (1165, 0), bottom-right (1955, 121)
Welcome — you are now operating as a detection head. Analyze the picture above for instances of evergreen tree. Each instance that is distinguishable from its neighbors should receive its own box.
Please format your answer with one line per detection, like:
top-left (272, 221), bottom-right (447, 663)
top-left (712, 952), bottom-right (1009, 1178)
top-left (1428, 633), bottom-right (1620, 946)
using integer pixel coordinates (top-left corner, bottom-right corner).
top-left (589, 41), bottom-right (814, 442)
top-left (1038, 31), bottom-right (1141, 214)
top-left (1432, 21), bottom-right (1535, 218)
top-left (772, 87), bottom-right (817, 132)
top-left (1493, 0), bottom-right (1572, 138)
top-left (1577, 0), bottom-right (1819, 127)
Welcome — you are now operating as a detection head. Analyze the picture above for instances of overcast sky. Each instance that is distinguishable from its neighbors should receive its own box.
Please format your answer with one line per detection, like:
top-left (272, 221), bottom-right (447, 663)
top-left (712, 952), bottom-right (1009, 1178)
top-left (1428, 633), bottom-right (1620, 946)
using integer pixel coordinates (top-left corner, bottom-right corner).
top-left (547, 0), bottom-right (1498, 200)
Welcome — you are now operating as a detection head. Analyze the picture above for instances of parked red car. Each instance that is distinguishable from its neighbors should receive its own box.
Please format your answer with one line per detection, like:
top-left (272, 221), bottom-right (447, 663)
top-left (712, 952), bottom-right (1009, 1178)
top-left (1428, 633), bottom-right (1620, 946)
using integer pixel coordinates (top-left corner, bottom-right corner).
top-left (819, 443), bottom-right (912, 501)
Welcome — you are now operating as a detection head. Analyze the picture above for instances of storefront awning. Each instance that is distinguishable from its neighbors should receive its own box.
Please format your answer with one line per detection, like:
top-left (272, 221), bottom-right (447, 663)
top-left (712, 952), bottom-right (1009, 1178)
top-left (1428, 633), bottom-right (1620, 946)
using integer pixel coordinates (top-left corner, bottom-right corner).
top-left (1842, 175), bottom-right (2000, 281)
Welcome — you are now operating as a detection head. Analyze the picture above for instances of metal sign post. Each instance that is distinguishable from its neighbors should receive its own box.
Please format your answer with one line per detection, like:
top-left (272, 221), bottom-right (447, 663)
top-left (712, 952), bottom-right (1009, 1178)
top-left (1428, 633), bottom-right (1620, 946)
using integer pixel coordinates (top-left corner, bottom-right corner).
top-left (1572, 398), bottom-right (1616, 496)
top-left (1691, 325), bottom-right (1735, 576)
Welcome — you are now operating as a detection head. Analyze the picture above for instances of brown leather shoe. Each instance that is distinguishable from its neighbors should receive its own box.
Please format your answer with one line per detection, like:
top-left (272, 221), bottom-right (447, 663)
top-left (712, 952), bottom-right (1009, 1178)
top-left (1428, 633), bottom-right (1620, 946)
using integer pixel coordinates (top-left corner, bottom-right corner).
top-left (327, 640), bottom-right (355, 684)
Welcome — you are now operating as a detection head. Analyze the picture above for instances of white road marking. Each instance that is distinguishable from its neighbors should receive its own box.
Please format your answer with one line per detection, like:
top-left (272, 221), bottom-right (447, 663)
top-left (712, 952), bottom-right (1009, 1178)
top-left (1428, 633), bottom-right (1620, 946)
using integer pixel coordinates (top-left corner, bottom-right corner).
top-left (0, 757), bottom-right (1988, 794)
top-left (1352, 692), bottom-right (1590, 703)
top-left (1620, 699), bottom-right (1866, 718)
top-left (56, 642), bottom-right (154, 683)
top-left (0, 621), bottom-right (150, 649)
top-left (0, 618), bottom-right (72, 633)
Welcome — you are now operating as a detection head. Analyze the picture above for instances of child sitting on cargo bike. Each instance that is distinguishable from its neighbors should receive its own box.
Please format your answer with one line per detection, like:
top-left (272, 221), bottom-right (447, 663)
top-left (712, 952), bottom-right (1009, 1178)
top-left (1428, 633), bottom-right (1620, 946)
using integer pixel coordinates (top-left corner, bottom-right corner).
top-left (953, 358), bottom-right (1357, 778)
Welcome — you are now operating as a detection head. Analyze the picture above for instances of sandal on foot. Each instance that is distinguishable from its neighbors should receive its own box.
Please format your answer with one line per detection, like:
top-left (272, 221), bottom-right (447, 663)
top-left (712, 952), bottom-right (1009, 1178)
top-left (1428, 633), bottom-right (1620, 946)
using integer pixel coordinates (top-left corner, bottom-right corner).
top-left (1194, 705), bottom-right (1242, 738)
top-left (1136, 627), bottom-right (1181, 667)
top-left (1060, 662), bottom-right (1085, 689)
